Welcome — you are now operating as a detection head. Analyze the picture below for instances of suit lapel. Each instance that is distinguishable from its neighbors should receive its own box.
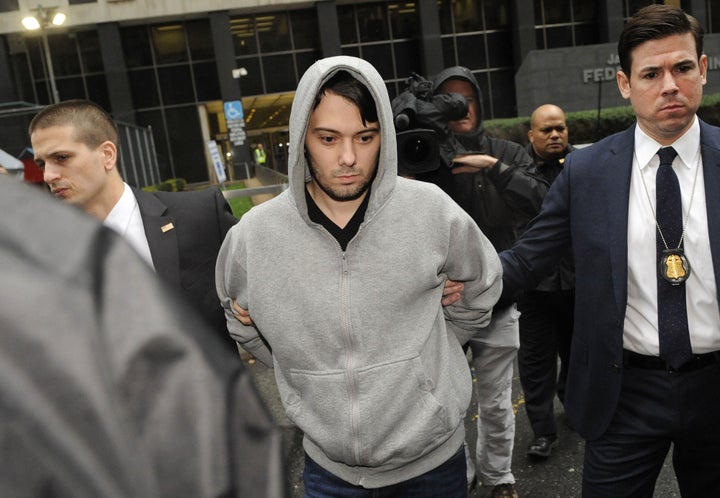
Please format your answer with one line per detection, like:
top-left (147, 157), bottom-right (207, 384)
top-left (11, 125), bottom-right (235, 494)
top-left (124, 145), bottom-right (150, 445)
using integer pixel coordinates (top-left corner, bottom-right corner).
top-left (132, 188), bottom-right (181, 287)
top-left (699, 121), bottom-right (720, 302)
top-left (606, 127), bottom-right (635, 314)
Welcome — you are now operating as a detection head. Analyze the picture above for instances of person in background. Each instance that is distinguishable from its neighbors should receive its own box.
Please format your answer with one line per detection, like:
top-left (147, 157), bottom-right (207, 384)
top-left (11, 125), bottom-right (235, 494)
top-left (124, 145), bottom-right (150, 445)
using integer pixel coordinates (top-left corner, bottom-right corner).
top-left (427, 66), bottom-right (549, 498)
top-left (500, 5), bottom-right (720, 496)
top-left (518, 104), bottom-right (575, 459)
top-left (28, 100), bottom-right (239, 356)
top-left (0, 176), bottom-right (284, 497)
top-left (254, 142), bottom-right (267, 166)
top-left (217, 56), bottom-right (503, 496)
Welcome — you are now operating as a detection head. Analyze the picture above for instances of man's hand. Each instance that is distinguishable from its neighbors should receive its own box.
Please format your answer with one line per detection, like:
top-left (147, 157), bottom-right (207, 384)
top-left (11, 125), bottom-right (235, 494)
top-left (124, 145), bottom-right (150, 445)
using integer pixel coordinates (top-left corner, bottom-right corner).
top-left (451, 153), bottom-right (498, 174)
top-left (232, 300), bottom-right (254, 326)
top-left (442, 280), bottom-right (464, 306)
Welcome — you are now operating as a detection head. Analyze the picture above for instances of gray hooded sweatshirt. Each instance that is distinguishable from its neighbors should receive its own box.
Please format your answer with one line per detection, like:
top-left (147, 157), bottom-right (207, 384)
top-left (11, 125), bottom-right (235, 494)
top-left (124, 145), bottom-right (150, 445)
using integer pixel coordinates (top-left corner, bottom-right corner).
top-left (216, 56), bottom-right (502, 487)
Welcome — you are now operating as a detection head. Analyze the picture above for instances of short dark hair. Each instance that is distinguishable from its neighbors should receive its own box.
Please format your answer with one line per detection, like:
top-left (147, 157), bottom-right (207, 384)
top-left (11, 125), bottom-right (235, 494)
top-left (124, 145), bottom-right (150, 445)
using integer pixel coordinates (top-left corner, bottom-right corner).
top-left (618, 4), bottom-right (704, 76)
top-left (29, 99), bottom-right (118, 149)
top-left (313, 70), bottom-right (378, 126)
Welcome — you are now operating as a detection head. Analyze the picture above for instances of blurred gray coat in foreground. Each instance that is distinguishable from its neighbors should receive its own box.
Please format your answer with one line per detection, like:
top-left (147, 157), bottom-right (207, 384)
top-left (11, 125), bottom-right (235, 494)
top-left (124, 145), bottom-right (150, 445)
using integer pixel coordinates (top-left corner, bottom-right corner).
top-left (0, 178), bottom-right (284, 498)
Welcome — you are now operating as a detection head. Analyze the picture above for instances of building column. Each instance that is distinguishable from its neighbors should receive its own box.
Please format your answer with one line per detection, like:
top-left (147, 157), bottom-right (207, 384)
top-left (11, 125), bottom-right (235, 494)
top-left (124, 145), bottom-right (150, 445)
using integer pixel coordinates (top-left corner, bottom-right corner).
top-left (209, 11), bottom-right (252, 172)
top-left (597, 0), bottom-right (624, 44)
top-left (316, 1), bottom-right (341, 57)
top-left (683, 0), bottom-right (708, 31)
top-left (416, 0), bottom-right (443, 77)
top-left (512, 0), bottom-right (537, 68)
top-left (97, 23), bottom-right (135, 123)
top-left (0, 36), bottom-right (19, 103)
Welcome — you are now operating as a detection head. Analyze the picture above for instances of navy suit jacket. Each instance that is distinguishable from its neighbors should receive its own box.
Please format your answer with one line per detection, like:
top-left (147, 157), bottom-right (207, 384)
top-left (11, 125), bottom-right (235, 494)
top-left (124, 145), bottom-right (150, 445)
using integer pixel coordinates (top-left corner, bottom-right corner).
top-left (132, 186), bottom-right (239, 353)
top-left (501, 119), bottom-right (720, 440)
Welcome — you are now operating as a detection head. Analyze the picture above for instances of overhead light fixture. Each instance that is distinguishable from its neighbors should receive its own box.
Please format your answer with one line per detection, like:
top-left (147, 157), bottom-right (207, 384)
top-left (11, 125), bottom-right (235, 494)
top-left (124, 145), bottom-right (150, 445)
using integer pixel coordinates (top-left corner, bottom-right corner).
top-left (21, 16), bottom-right (40, 30)
top-left (22, 5), bottom-right (66, 31)
top-left (51, 12), bottom-right (66, 26)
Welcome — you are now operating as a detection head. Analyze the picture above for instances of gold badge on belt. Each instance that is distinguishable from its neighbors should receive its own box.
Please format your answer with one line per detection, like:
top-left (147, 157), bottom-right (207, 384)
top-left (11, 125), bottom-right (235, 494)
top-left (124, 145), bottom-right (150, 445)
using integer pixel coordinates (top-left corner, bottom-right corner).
top-left (660, 249), bottom-right (691, 285)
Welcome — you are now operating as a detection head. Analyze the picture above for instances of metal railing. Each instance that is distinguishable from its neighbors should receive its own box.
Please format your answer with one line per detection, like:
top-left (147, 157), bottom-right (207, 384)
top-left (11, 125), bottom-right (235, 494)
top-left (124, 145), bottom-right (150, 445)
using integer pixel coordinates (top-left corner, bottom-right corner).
top-left (222, 183), bottom-right (287, 199)
top-left (116, 121), bottom-right (160, 189)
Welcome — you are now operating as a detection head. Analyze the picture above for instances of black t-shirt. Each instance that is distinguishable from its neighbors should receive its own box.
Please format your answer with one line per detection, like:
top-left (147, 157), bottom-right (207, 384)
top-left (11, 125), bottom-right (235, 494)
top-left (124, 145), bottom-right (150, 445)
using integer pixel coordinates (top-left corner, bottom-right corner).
top-left (305, 186), bottom-right (369, 251)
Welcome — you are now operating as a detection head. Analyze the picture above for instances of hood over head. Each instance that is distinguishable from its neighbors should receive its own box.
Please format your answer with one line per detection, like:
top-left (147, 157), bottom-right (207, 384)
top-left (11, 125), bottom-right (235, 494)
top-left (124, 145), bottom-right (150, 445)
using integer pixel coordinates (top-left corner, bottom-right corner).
top-left (288, 56), bottom-right (397, 220)
top-left (432, 66), bottom-right (484, 136)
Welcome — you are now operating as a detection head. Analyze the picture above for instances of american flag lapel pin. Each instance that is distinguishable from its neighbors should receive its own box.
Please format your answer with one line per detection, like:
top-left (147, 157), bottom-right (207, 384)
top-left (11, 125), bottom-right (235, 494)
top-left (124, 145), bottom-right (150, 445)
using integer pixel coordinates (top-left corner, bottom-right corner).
top-left (161, 222), bottom-right (175, 233)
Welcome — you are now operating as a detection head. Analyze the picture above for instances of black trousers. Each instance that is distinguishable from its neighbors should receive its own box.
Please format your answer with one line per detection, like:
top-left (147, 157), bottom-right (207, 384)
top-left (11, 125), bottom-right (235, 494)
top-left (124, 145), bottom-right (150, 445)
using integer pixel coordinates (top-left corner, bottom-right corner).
top-left (582, 362), bottom-right (720, 497)
top-left (517, 289), bottom-right (574, 437)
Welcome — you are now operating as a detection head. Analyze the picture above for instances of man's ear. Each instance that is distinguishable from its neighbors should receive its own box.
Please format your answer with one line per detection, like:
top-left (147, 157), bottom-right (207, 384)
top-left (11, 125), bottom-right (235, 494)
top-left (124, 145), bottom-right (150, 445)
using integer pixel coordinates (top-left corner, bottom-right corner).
top-left (100, 141), bottom-right (118, 171)
top-left (616, 70), bottom-right (631, 100)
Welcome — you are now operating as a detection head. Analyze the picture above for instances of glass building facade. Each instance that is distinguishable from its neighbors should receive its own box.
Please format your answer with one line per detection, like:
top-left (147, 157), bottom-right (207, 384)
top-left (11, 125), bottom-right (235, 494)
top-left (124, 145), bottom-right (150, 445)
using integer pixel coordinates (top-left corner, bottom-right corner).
top-left (1, 0), bottom-right (716, 183)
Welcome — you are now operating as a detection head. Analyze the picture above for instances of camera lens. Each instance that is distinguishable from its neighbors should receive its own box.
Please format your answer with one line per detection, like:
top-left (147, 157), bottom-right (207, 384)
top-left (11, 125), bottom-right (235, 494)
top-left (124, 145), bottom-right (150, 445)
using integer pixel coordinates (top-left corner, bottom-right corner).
top-left (404, 137), bottom-right (430, 164)
top-left (396, 129), bottom-right (440, 175)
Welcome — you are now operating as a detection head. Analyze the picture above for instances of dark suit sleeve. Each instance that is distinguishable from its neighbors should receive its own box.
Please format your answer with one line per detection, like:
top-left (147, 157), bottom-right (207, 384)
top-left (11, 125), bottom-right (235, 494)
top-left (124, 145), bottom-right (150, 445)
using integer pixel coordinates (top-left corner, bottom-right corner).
top-left (500, 155), bottom-right (572, 302)
top-left (212, 187), bottom-right (239, 237)
top-left (487, 142), bottom-right (549, 222)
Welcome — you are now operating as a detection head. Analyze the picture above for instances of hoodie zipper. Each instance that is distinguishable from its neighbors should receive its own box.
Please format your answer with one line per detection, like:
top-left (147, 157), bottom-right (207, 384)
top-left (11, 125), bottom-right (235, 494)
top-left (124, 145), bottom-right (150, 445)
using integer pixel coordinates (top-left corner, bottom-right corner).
top-left (339, 251), bottom-right (362, 464)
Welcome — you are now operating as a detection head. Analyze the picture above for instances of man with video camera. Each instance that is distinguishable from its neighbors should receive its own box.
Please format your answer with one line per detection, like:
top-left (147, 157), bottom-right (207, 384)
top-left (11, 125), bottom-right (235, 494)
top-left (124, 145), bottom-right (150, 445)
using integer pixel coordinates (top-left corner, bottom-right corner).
top-left (435, 66), bottom-right (548, 498)
top-left (397, 66), bottom-right (548, 498)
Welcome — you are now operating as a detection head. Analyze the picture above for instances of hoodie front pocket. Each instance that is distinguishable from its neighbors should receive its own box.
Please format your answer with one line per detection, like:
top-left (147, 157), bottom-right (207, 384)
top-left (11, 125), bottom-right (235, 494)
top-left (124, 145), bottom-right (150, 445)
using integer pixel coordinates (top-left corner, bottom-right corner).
top-left (286, 355), bottom-right (460, 467)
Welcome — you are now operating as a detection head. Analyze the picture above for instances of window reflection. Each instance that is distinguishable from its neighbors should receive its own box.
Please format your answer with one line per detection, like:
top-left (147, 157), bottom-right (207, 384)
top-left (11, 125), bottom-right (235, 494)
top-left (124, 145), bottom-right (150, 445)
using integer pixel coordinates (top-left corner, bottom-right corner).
top-left (230, 9), bottom-right (319, 98)
top-left (128, 69), bottom-right (160, 108)
top-left (388, 3), bottom-right (418, 39)
top-left (258, 14), bottom-right (291, 52)
top-left (263, 54), bottom-right (295, 93)
top-left (48, 34), bottom-right (80, 77)
top-left (338, 7), bottom-right (359, 44)
top-left (164, 106), bottom-right (206, 183)
top-left (186, 20), bottom-right (214, 60)
top-left (19, 28), bottom-right (108, 107)
top-left (193, 62), bottom-right (221, 101)
top-left (291, 10), bottom-right (320, 49)
top-left (231, 16), bottom-right (259, 55)
top-left (78, 31), bottom-right (103, 72)
top-left (534, 0), bottom-right (598, 49)
top-left (437, 0), bottom-right (516, 118)
top-left (157, 65), bottom-right (194, 105)
top-left (152, 25), bottom-right (188, 64)
top-left (122, 26), bottom-right (153, 68)
top-left (362, 44), bottom-right (393, 79)
top-left (357, 4), bottom-right (389, 43)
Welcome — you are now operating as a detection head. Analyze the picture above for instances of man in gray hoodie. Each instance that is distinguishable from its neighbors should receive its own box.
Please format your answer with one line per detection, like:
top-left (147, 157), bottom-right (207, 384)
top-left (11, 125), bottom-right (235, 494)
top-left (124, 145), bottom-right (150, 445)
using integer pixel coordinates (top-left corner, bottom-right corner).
top-left (216, 56), bottom-right (502, 494)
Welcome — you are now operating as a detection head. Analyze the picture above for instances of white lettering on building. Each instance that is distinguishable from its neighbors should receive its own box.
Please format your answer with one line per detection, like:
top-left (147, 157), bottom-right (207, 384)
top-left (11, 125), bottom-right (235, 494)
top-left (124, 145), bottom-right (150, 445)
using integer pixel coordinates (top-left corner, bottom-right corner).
top-left (709, 55), bottom-right (720, 71)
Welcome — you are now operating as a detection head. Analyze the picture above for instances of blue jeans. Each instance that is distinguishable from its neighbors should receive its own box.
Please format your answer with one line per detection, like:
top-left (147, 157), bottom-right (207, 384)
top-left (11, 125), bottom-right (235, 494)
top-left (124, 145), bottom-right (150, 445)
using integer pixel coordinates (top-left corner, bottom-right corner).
top-left (303, 446), bottom-right (467, 498)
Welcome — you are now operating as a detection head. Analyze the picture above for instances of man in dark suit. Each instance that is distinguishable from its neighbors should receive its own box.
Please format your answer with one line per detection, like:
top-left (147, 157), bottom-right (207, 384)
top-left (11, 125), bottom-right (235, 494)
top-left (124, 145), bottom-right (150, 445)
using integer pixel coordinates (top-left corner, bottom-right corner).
top-left (29, 99), bottom-right (239, 355)
top-left (500, 5), bottom-right (720, 496)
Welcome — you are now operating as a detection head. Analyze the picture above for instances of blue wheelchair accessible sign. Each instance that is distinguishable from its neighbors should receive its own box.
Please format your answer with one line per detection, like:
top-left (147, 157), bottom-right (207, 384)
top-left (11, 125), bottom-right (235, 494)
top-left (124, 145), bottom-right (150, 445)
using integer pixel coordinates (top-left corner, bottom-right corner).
top-left (224, 101), bottom-right (244, 121)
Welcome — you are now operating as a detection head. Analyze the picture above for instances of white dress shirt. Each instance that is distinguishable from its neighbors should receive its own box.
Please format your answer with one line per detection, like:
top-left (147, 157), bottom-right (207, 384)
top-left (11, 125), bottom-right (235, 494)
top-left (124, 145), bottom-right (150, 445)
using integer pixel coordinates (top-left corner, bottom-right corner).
top-left (103, 183), bottom-right (155, 270)
top-left (625, 117), bottom-right (720, 355)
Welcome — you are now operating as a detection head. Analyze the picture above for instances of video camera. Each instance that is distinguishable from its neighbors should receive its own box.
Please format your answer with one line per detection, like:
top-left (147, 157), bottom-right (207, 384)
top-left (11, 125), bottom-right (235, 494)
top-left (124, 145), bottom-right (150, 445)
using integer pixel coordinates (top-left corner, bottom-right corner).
top-left (391, 73), bottom-right (468, 176)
